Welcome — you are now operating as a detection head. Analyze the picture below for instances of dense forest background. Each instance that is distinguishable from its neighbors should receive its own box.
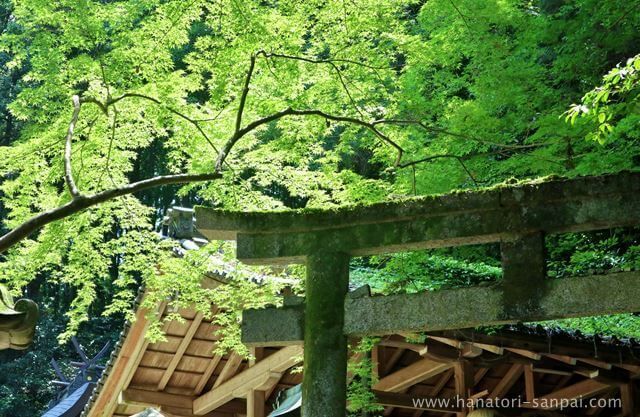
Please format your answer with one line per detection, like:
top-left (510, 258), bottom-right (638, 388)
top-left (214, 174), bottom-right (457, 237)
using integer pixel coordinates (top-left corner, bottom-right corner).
top-left (0, 0), bottom-right (638, 415)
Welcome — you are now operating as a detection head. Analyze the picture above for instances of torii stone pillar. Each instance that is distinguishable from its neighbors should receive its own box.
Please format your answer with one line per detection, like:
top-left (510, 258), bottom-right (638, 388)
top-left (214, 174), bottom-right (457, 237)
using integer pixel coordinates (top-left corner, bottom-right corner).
top-left (303, 251), bottom-right (350, 417)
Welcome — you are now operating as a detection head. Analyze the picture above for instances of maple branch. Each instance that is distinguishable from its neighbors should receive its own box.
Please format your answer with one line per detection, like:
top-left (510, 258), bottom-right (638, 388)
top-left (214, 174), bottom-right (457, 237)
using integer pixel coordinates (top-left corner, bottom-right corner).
top-left (261, 51), bottom-right (370, 117)
top-left (236, 54), bottom-right (257, 134)
top-left (215, 107), bottom-right (405, 171)
top-left (0, 172), bottom-right (221, 253)
top-left (64, 95), bottom-right (82, 198)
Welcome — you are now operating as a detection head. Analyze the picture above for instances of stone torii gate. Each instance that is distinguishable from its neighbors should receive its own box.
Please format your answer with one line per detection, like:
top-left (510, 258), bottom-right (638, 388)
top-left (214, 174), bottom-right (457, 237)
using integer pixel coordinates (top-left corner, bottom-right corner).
top-left (193, 172), bottom-right (640, 417)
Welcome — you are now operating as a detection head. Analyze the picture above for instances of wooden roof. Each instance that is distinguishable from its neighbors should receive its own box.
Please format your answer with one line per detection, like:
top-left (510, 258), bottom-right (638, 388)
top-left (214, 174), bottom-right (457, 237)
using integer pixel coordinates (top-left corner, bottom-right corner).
top-left (82, 275), bottom-right (640, 417)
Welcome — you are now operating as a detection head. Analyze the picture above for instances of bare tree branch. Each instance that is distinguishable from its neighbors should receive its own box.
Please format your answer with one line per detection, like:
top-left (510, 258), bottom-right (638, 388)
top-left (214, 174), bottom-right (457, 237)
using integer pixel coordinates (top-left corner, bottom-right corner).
top-left (64, 95), bottom-right (82, 198)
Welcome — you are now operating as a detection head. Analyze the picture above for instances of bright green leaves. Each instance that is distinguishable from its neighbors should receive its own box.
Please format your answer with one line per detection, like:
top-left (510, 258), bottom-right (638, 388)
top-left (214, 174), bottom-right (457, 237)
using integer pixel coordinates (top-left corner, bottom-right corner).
top-left (565, 54), bottom-right (640, 144)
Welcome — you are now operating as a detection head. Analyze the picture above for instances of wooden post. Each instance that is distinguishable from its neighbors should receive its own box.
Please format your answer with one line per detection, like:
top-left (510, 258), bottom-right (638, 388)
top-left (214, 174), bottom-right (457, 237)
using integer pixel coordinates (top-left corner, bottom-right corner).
top-left (302, 251), bottom-right (350, 417)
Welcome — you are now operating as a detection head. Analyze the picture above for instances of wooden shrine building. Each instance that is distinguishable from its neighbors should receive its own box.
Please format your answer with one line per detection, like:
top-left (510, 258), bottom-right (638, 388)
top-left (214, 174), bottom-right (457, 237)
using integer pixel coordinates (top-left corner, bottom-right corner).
top-left (80, 172), bottom-right (640, 417)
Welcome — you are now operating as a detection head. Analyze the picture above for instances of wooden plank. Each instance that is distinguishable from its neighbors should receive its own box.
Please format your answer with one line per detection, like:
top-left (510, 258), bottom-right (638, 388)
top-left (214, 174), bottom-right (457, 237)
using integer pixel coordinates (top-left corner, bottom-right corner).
top-left (578, 358), bottom-right (613, 370)
top-left (489, 364), bottom-right (523, 399)
top-left (541, 353), bottom-right (576, 365)
top-left (158, 312), bottom-right (205, 391)
top-left (247, 389), bottom-right (265, 417)
top-left (504, 347), bottom-right (541, 360)
top-left (374, 358), bottom-right (454, 393)
top-left (620, 383), bottom-right (634, 416)
top-left (524, 364), bottom-right (535, 402)
top-left (193, 346), bottom-right (302, 415)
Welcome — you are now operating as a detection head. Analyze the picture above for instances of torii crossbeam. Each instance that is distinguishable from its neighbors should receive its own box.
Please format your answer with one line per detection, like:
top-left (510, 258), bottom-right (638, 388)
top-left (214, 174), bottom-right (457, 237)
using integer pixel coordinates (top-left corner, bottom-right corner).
top-left (193, 171), bottom-right (640, 417)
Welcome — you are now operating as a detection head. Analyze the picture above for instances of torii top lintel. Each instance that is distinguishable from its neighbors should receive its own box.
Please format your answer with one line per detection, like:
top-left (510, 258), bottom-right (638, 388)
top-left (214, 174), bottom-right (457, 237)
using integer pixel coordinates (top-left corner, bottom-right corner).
top-left (194, 171), bottom-right (640, 265)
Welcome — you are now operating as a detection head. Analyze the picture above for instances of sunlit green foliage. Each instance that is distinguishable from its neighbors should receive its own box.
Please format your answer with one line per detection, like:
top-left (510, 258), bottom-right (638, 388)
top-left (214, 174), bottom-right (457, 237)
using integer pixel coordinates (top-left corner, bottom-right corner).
top-left (0, 0), bottom-right (639, 414)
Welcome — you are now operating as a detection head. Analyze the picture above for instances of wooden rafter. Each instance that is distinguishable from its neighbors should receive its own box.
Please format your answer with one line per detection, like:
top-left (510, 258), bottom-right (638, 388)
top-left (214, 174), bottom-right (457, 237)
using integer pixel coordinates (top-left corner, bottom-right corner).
top-left (194, 354), bottom-right (222, 395)
top-left (213, 352), bottom-right (243, 388)
top-left (489, 364), bottom-right (523, 399)
top-left (524, 364), bottom-right (535, 402)
top-left (158, 312), bottom-right (204, 391)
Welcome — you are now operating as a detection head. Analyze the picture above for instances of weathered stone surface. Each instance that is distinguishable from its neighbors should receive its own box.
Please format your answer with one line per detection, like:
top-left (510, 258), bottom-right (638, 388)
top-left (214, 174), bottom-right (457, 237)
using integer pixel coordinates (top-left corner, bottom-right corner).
top-left (195, 172), bottom-right (640, 264)
top-left (347, 271), bottom-right (640, 336)
top-left (500, 232), bottom-right (547, 318)
top-left (302, 251), bottom-right (349, 417)
top-left (241, 304), bottom-right (304, 346)
top-left (241, 271), bottom-right (640, 344)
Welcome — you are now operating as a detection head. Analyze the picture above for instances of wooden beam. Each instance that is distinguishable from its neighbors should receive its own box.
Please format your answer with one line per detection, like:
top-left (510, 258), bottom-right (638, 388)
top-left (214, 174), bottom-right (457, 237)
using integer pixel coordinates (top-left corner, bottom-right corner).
top-left (474, 368), bottom-right (489, 385)
top-left (158, 312), bottom-right (204, 391)
top-left (122, 389), bottom-right (193, 410)
top-left (472, 343), bottom-right (504, 355)
top-left (524, 364), bottom-right (535, 402)
top-left (454, 361), bottom-right (472, 417)
top-left (504, 347), bottom-right (541, 360)
top-left (374, 358), bottom-right (454, 393)
top-left (620, 383), bottom-right (634, 416)
top-left (247, 347), bottom-right (267, 417)
top-left (525, 379), bottom-right (611, 410)
top-left (533, 368), bottom-right (572, 376)
top-left (194, 354), bottom-right (222, 395)
top-left (489, 364), bottom-right (523, 399)
top-left (428, 336), bottom-right (482, 358)
top-left (382, 348), bottom-right (406, 376)
top-left (247, 389), bottom-right (265, 417)
top-left (542, 353), bottom-right (576, 365)
top-left (213, 353), bottom-right (243, 388)
top-left (578, 358), bottom-right (613, 370)
top-left (193, 346), bottom-right (302, 415)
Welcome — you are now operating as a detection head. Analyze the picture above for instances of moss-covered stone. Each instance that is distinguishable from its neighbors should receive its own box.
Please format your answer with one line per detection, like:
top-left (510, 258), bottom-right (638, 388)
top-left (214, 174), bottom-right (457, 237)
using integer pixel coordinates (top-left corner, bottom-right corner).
top-left (302, 251), bottom-right (349, 417)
